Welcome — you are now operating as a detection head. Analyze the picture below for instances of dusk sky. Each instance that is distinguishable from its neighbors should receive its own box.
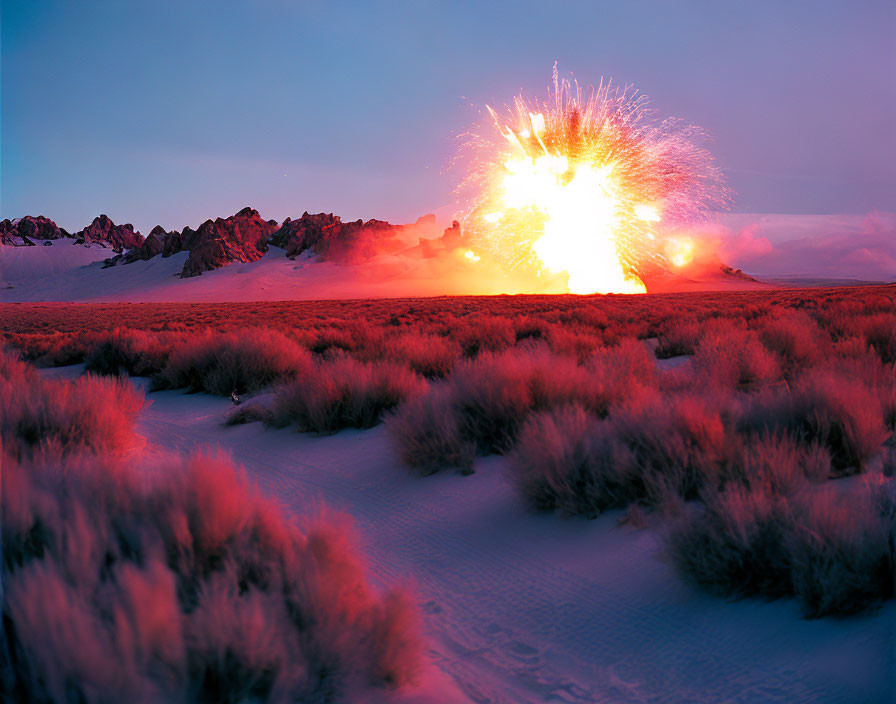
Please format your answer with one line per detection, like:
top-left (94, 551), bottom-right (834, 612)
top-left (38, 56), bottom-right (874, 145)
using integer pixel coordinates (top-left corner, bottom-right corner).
top-left (3, 1), bottom-right (895, 237)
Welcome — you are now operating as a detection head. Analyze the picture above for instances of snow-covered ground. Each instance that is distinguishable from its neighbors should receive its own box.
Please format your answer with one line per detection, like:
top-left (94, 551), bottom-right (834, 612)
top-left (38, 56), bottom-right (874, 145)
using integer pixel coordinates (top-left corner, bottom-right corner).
top-left (0, 240), bottom-right (771, 303)
top-left (49, 367), bottom-right (888, 703)
top-left (0, 243), bottom-right (529, 302)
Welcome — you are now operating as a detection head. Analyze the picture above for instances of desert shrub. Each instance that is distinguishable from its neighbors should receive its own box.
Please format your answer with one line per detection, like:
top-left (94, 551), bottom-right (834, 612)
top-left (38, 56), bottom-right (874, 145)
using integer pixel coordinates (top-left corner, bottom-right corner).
top-left (738, 368), bottom-right (888, 474)
top-left (84, 328), bottom-right (175, 377)
top-left (508, 392), bottom-right (730, 515)
top-left (0, 350), bottom-right (145, 459)
top-left (859, 313), bottom-right (896, 364)
top-left (385, 385), bottom-right (476, 475)
top-left (607, 391), bottom-right (731, 504)
top-left (311, 321), bottom-right (388, 362)
top-left (9, 331), bottom-right (97, 367)
top-left (153, 328), bottom-right (311, 395)
top-left (828, 312), bottom-right (896, 364)
top-left (1, 451), bottom-right (422, 702)
top-left (655, 319), bottom-right (702, 358)
top-left (449, 347), bottom-right (623, 455)
top-left (757, 310), bottom-right (828, 370)
top-left (787, 483), bottom-right (895, 617)
top-left (589, 337), bottom-right (657, 391)
top-left (271, 356), bottom-right (426, 434)
top-left (545, 325), bottom-right (604, 360)
top-left (382, 331), bottom-right (460, 378)
top-left (723, 434), bottom-right (831, 495)
top-left (666, 484), bottom-right (795, 598)
top-left (512, 314), bottom-right (551, 342)
top-left (693, 323), bottom-right (780, 390)
top-left (508, 405), bottom-right (638, 515)
top-left (308, 326), bottom-right (359, 356)
top-left (667, 478), bottom-right (896, 616)
top-left (387, 344), bottom-right (655, 472)
top-left (829, 345), bottom-right (896, 431)
top-left (454, 315), bottom-right (516, 357)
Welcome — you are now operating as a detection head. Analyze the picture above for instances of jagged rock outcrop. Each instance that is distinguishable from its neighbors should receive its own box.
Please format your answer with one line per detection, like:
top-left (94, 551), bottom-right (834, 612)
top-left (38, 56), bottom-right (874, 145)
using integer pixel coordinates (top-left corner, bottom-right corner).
top-left (1, 214), bottom-right (145, 252)
top-left (122, 225), bottom-right (169, 263)
top-left (75, 214), bottom-right (143, 252)
top-left (0, 216), bottom-right (70, 245)
top-left (269, 213), bottom-right (436, 264)
top-left (720, 265), bottom-right (760, 283)
top-left (180, 207), bottom-right (279, 278)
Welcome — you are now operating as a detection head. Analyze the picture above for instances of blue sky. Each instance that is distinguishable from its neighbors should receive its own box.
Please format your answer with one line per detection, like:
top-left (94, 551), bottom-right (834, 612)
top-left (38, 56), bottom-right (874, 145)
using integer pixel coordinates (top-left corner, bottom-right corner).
top-left (2, 1), bottom-right (894, 234)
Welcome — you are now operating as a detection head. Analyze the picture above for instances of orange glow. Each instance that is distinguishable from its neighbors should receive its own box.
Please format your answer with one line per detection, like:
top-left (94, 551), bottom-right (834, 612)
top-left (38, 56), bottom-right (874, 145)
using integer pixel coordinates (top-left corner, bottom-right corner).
top-left (458, 66), bottom-right (729, 293)
top-left (666, 237), bottom-right (696, 268)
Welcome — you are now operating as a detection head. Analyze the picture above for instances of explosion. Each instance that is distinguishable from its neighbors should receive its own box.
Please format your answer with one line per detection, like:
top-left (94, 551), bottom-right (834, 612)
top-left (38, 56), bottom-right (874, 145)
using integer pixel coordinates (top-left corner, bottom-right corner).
top-left (459, 66), bottom-right (729, 294)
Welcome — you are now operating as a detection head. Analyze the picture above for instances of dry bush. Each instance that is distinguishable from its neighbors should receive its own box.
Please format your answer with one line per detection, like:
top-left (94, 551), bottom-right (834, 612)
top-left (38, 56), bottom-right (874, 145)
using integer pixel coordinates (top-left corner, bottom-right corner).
top-left (828, 312), bottom-right (896, 364)
top-left (271, 356), bottom-right (426, 434)
top-left (666, 484), bottom-right (795, 599)
top-left (381, 331), bottom-right (460, 378)
top-left (453, 315), bottom-right (516, 357)
top-left (2, 451), bottom-right (422, 702)
top-left (608, 393), bottom-right (730, 504)
top-left (545, 325), bottom-right (605, 360)
top-left (508, 405), bottom-right (639, 515)
top-left (655, 319), bottom-right (703, 359)
top-left (738, 368), bottom-right (888, 474)
top-left (312, 320), bottom-right (387, 360)
top-left (153, 328), bottom-right (311, 395)
top-left (507, 392), bottom-right (730, 515)
top-left (757, 310), bottom-right (829, 370)
top-left (84, 328), bottom-right (176, 377)
top-left (0, 350), bottom-right (145, 459)
top-left (667, 478), bottom-right (896, 616)
top-left (385, 385), bottom-right (476, 475)
top-left (449, 347), bottom-right (624, 455)
top-left (387, 343), bottom-right (655, 473)
top-left (308, 326), bottom-right (359, 356)
top-left (787, 482), bottom-right (895, 617)
top-left (8, 331), bottom-right (97, 367)
top-left (828, 345), bottom-right (896, 431)
top-left (512, 315), bottom-right (551, 343)
top-left (693, 322), bottom-right (780, 390)
top-left (723, 434), bottom-right (831, 495)
top-left (588, 338), bottom-right (657, 398)
top-left (859, 313), bottom-right (896, 364)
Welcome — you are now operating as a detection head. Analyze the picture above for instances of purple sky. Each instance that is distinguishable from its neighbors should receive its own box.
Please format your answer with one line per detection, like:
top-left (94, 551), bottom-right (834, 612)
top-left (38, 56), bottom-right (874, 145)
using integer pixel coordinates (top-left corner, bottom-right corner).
top-left (3, 1), bottom-right (895, 243)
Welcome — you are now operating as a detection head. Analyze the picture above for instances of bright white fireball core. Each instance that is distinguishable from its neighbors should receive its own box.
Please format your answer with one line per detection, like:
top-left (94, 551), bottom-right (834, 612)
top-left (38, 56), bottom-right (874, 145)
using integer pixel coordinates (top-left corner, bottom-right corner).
top-left (499, 154), bottom-right (646, 294)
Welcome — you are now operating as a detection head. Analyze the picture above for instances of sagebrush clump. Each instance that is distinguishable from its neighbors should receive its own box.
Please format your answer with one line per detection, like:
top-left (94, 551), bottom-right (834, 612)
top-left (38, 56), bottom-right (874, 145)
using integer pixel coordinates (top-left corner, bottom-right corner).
top-left (0, 349), bottom-right (145, 459)
top-left (152, 327), bottom-right (311, 395)
top-left (2, 450), bottom-right (423, 702)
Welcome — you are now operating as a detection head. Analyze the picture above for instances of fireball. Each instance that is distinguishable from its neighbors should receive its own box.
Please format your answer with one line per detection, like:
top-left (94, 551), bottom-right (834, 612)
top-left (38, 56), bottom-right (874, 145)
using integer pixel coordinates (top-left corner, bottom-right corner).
top-left (458, 66), bottom-right (729, 294)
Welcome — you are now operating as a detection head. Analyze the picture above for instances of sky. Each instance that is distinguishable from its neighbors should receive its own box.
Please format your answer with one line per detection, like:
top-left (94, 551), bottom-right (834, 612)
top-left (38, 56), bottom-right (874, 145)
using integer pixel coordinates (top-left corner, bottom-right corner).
top-left (2, 0), bottom-right (895, 240)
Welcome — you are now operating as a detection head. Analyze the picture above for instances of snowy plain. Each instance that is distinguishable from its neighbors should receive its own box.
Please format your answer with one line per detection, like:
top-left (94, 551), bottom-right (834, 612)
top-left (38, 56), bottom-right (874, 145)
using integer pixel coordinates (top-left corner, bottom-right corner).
top-left (0, 238), bottom-right (771, 304)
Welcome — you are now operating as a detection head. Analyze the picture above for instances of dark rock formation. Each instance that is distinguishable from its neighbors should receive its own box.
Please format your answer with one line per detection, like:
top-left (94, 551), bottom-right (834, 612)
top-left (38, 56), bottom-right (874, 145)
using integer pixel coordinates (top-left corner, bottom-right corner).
top-left (720, 265), bottom-right (760, 283)
top-left (269, 212), bottom-right (433, 264)
top-left (75, 215), bottom-right (143, 252)
top-left (0, 216), bottom-right (70, 245)
top-left (122, 225), bottom-right (169, 263)
top-left (180, 207), bottom-right (278, 278)
top-left (2, 207), bottom-right (464, 281)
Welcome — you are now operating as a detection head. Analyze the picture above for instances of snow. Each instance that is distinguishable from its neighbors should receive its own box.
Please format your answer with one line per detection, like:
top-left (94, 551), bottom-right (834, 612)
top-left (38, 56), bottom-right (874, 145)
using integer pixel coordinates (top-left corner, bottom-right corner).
top-left (0, 245), bottom-right (500, 302)
top-left (83, 372), bottom-right (894, 703)
top-left (0, 241), bottom-right (111, 293)
top-left (0, 244), bottom-right (769, 303)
